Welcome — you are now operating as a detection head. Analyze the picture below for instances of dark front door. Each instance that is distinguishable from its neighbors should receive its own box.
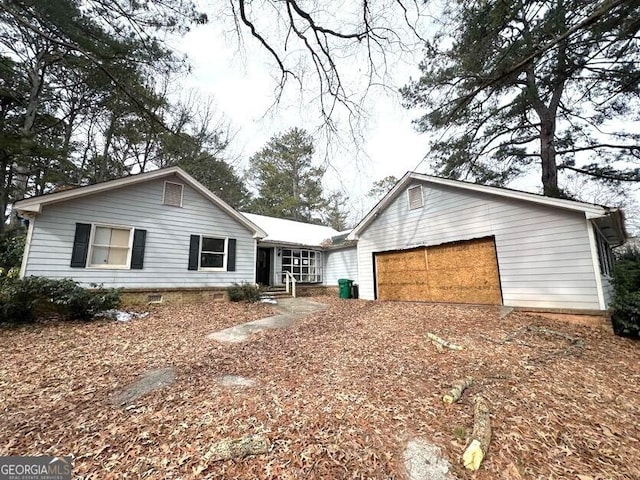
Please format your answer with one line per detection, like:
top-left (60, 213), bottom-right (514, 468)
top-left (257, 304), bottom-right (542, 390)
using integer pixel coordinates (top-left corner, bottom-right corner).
top-left (256, 247), bottom-right (271, 286)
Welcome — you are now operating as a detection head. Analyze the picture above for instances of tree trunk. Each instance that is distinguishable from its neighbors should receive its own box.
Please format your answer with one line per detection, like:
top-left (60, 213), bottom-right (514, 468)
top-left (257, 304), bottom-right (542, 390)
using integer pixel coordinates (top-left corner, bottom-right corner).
top-left (443, 377), bottom-right (473, 404)
top-left (526, 64), bottom-right (561, 198)
top-left (540, 115), bottom-right (559, 197)
top-left (426, 332), bottom-right (463, 351)
top-left (0, 157), bottom-right (12, 235)
top-left (13, 52), bottom-right (47, 208)
top-left (204, 435), bottom-right (269, 462)
top-left (462, 395), bottom-right (491, 471)
top-left (99, 114), bottom-right (116, 182)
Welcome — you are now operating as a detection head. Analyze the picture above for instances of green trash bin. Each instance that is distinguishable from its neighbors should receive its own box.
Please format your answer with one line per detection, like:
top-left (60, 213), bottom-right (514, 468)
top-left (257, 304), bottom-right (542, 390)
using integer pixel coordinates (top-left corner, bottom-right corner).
top-left (338, 278), bottom-right (353, 299)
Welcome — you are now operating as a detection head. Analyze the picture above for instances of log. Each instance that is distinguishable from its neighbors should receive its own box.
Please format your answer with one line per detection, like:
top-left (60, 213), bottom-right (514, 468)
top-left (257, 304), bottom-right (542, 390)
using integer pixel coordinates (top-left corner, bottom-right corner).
top-left (427, 332), bottom-right (463, 351)
top-left (205, 434), bottom-right (270, 462)
top-left (462, 396), bottom-right (491, 471)
top-left (443, 378), bottom-right (473, 405)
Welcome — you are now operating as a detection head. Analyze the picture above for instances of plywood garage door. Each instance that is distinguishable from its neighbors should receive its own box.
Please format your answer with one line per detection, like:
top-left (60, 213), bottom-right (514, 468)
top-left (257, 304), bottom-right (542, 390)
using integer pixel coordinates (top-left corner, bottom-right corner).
top-left (375, 237), bottom-right (502, 304)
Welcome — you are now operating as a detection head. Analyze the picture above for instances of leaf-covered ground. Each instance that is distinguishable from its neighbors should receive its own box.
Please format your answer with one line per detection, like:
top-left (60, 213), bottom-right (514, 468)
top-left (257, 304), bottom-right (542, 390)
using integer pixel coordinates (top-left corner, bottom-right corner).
top-left (1, 298), bottom-right (639, 479)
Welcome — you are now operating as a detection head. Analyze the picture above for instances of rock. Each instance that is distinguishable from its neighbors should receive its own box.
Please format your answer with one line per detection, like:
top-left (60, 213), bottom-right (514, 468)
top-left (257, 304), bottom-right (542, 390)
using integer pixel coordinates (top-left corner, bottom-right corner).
top-left (217, 375), bottom-right (256, 388)
top-left (110, 367), bottom-right (175, 406)
top-left (403, 438), bottom-right (454, 480)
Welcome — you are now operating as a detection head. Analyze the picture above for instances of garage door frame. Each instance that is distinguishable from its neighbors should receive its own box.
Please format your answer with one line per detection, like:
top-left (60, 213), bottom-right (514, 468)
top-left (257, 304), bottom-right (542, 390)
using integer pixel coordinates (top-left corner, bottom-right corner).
top-left (373, 236), bottom-right (503, 305)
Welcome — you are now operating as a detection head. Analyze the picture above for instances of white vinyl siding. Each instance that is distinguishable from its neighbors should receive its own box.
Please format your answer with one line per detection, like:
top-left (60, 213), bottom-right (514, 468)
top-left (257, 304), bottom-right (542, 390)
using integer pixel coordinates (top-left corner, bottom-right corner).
top-left (356, 181), bottom-right (603, 310)
top-left (324, 247), bottom-right (358, 285)
top-left (24, 176), bottom-right (256, 288)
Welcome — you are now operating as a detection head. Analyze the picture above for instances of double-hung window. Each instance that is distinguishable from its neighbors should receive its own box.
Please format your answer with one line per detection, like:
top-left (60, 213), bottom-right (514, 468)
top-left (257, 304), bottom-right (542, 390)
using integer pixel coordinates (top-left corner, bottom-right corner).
top-left (88, 225), bottom-right (133, 268)
top-left (200, 236), bottom-right (227, 270)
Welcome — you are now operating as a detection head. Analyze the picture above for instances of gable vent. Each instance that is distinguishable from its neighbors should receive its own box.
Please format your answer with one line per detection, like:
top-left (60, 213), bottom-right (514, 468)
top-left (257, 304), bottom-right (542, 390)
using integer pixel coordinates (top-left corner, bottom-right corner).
top-left (408, 185), bottom-right (424, 210)
top-left (163, 181), bottom-right (183, 207)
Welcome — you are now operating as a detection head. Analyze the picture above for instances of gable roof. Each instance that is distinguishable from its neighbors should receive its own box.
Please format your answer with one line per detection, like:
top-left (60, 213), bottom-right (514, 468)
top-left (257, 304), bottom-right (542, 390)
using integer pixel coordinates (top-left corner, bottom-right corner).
top-left (348, 171), bottom-right (627, 245)
top-left (13, 167), bottom-right (267, 239)
top-left (242, 212), bottom-right (339, 247)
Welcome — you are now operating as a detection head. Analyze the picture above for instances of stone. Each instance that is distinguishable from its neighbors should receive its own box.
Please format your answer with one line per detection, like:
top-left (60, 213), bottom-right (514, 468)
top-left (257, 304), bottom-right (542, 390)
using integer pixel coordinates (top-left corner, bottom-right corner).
top-left (208, 297), bottom-right (326, 343)
top-left (403, 438), bottom-right (454, 480)
top-left (217, 375), bottom-right (256, 388)
top-left (110, 367), bottom-right (175, 406)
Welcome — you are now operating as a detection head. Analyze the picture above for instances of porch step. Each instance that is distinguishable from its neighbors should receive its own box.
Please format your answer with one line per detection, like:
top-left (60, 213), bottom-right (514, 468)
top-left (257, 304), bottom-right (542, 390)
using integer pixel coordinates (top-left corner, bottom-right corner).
top-left (260, 286), bottom-right (292, 300)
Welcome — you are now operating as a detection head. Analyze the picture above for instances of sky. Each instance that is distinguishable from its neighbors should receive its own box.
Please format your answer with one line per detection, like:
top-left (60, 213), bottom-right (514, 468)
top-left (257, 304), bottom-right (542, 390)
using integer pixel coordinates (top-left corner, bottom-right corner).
top-left (166, 4), bottom-right (638, 231)
top-left (168, 6), bottom-right (438, 220)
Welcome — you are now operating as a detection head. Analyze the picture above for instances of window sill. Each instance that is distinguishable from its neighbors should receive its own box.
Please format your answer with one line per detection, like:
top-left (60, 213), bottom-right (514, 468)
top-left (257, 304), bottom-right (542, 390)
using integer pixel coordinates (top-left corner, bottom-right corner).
top-left (198, 267), bottom-right (226, 272)
top-left (87, 265), bottom-right (130, 270)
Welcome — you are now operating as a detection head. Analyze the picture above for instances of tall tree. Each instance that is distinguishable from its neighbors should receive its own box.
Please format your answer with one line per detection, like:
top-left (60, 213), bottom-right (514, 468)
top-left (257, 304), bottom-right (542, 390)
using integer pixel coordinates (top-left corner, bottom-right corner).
top-left (248, 128), bottom-right (327, 222)
top-left (0, 0), bottom-right (204, 229)
top-left (179, 153), bottom-right (250, 209)
top-left (402, 0), bottom-right (640, 197)
top-left (368, 175), bottom-right (399, 201)
top-left (322, 192), bottom-right (349, 230)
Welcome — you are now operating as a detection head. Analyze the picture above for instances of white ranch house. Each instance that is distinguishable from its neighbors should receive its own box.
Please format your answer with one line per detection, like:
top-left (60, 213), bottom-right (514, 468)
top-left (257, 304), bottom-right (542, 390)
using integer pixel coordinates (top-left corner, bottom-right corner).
top-left (13, 167), bottom-right (626, 312)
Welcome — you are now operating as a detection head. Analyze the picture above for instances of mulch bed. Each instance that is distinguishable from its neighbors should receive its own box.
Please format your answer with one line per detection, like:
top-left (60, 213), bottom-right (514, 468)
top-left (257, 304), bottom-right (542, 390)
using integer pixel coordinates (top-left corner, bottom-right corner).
top-left (1, 298), bottom-right (639, 479)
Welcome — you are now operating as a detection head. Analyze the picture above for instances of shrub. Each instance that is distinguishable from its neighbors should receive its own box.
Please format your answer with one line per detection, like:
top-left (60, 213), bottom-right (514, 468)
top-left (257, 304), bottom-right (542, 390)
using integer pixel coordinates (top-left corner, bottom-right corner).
top-left (610, 246), bottom-right (640, 338)
top-left (0, 229), bottom-right (26, 272)
top-left (0, 276), bottom-right (121, 324)
top-left (226, 282), bottom-right (261, 302)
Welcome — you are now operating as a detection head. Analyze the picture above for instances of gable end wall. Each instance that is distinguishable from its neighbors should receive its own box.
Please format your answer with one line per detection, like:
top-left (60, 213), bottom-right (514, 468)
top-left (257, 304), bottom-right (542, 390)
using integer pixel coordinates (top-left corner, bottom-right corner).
top-left (356, 181), bottom-right (603, 310)
top-left (24, 177), bottom-right (256, 288)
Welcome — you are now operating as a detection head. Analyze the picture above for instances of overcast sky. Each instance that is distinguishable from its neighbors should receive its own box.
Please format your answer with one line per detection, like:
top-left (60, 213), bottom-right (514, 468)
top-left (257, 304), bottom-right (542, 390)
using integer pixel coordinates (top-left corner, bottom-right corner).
top-left (168, 10), bottom-right (441, 219)
top-left (167, 7), bottom-right (638, 229)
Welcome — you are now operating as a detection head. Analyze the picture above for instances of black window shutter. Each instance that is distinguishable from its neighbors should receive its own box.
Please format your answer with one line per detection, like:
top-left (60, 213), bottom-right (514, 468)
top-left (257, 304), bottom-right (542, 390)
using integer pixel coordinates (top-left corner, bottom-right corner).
top-left (227, 238), bottom-right (236, 272)
top-left (70, 223), bottom-right (91, 268)
top-left (188, 235), bottom-right (200, 270)
top-left (130, 229), bottom-right (147, 269)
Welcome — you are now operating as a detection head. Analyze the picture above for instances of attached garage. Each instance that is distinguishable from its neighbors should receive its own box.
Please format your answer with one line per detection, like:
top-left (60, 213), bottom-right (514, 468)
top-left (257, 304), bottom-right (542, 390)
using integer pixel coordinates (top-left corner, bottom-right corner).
top-left (348, 172), bottom-right (627, 311)
top-left (375, 237), bottom-right (502, 304)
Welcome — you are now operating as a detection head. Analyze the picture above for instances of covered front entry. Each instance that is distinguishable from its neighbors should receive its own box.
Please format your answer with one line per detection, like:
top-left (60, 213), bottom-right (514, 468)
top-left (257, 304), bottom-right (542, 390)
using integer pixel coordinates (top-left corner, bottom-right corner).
top-left (374, 237), bottom-right (502, 305)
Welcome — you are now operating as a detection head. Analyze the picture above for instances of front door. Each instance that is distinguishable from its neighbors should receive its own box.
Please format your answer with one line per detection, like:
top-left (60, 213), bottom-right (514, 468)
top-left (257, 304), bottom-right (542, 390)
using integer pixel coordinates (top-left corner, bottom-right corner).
top-left (256, 247), bottom-right (271, 286)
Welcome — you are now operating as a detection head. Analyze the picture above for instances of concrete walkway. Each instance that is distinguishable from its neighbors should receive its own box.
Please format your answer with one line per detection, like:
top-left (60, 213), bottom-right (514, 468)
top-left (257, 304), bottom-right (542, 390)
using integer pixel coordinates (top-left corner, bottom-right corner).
top-left (207, 297), bottom-right (327, 343)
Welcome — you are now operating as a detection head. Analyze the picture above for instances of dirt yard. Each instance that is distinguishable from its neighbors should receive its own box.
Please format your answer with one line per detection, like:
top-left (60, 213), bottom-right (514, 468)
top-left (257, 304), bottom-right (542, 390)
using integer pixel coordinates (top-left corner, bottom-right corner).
top-left (1, 298), bottom-right (639, 479)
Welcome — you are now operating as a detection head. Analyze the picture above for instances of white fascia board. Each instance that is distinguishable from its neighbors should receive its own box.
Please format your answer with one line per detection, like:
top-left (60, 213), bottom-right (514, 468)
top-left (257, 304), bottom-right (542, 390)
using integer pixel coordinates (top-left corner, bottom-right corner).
top-left (410, 173), bottom-right (607, 216)
top-left (347, 172), bottom-right (412, 240)
top-left (348, 171), bottom-right (610, 239)
top-left (13, 167), bottom-right (185, 213)
top-left (12, 166), bottom-right (267, 239)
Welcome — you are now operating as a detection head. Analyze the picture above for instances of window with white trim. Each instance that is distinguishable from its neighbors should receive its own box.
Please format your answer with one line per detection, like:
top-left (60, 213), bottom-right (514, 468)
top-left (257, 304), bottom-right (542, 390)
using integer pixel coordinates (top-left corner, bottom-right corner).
top-left (163, 181), bottom-right (183, 207)
top-left (596, 231), bottom-right (613, 276)
top-left (407, 185), bottom-right (424, 210)
top-left (200, 236), bottom-right (227, 270)
top-left (88, 225), bottom-right (133, 268)
top-left (281, 248), bottom-right (322, 283)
